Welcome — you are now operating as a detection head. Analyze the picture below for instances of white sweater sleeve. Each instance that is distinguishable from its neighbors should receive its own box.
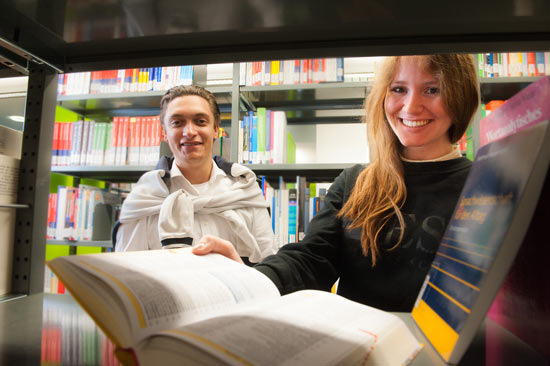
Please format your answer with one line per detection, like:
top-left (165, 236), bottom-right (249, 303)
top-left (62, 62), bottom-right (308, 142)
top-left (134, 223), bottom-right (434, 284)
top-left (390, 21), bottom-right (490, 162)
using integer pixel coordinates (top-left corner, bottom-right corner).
top-left (115, 215), bottom-right (162, 251)
top-left (250, 207), bottom-right (277, 261)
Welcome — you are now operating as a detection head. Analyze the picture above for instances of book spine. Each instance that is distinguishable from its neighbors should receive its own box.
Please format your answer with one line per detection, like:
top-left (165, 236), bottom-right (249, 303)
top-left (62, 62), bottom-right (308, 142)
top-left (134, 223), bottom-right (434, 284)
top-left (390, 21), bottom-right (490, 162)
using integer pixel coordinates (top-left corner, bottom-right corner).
top-left (288, 188), bottom-right (297, 243)
top-left (51, 122), bottom-right (59, 166)
top-left (85, 121), bottom-right (95, 166)
top-left (535, 52), bottom-right (545, 76)
top-left (241, 116), bottom-right (249, 163)
top-left (270, 61), bottom-right (280, 85)
top-left (256, 108), bottom-right (266, 164)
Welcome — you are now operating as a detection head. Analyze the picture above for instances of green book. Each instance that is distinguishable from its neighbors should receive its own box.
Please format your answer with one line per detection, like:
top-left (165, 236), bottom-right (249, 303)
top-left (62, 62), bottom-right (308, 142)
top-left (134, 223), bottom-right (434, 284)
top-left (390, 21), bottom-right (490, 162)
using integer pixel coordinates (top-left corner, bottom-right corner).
top-left (287, 132), bottom-right (296, 164)
top-left (257, 107), bottom-right (266, 163)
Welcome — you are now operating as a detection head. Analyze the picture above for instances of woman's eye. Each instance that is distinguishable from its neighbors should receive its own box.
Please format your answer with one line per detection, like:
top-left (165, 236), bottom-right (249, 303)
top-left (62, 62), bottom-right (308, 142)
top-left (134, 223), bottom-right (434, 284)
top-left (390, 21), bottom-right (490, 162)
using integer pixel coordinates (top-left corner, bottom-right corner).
top-left (426, 87), bottom-right (440, 95)
top-left (391, 86), bottom-right (405, 93)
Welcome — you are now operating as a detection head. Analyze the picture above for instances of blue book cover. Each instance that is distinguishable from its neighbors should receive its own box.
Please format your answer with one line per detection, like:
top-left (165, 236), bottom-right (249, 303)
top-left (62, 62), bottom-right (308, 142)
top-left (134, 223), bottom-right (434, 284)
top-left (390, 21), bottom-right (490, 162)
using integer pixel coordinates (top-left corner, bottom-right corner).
top-left (288, 188), bottom-right (298, 243)
top-left (412, 120), bottom-right (550, 363)
top-left (535, 52), bottom-right (546, 75)
top-left (251, 113), bottom-right (257, 164)
top-left (155, 67), bottom-right (162, 89)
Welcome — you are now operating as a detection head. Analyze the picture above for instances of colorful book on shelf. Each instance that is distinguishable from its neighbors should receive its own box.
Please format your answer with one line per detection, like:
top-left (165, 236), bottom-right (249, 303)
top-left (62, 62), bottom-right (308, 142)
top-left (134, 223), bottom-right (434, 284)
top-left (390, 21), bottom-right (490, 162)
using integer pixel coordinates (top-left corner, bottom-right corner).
top-left (47, 248), bottom-right (423, 366)
top-left (288, 188), bottom-right (298, 243)
top-left (479, 76), bottom-right (549, 147)
top-left (412, 119), bottom-right (550, 363)
top-left (256, 107), bottom-right (266, 163)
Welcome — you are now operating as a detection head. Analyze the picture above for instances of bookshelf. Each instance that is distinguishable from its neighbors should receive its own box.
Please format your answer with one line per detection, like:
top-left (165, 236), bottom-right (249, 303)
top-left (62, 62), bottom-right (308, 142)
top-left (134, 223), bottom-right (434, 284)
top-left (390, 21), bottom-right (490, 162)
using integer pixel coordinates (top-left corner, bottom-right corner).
top-left (46, 63), bottom-right (548, 255)
top-left (0, 2), bottom-right (549, 364)
top-left (52, 64), bottom-right (369, 182)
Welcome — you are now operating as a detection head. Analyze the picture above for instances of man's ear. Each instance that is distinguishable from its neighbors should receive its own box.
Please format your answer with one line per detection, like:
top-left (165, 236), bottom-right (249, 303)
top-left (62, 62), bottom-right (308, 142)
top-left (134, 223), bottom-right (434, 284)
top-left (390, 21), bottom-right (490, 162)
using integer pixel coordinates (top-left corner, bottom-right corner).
top-left (162, 128), bottom-right (168, 142)
top-left (213, 124), bottom-right (219, 141)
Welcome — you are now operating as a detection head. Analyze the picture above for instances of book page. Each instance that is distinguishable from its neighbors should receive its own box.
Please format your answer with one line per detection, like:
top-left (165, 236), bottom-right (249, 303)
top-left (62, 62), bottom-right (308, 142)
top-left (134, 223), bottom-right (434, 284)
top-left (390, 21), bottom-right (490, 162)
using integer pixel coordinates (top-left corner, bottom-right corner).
top-left (142, 290), bottom-right (422, 366)
top-left (50, 248), bottom-right (279, 347)
top-left (0, 154), bottom-right (19, 205)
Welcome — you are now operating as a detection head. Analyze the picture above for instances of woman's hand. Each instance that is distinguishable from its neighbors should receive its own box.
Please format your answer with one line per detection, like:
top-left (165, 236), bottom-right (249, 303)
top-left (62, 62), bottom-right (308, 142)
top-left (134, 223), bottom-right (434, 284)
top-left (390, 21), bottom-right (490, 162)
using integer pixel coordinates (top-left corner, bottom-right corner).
top-left (192, 235), bottom-right (244, 264)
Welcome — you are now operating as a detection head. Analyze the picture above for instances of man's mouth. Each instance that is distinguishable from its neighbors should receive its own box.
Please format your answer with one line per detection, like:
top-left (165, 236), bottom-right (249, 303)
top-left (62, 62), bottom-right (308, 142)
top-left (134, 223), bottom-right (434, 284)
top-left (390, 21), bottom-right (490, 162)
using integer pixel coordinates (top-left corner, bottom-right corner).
top-left (181, 142), bottom-right (202, 146)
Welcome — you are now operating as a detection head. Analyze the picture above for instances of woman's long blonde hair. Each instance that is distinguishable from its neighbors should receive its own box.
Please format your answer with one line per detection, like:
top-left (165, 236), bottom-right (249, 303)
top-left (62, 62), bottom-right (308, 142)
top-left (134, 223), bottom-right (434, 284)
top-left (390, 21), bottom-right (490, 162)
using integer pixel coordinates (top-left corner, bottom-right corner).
top-left (338, 54), bottom-right (480, 265)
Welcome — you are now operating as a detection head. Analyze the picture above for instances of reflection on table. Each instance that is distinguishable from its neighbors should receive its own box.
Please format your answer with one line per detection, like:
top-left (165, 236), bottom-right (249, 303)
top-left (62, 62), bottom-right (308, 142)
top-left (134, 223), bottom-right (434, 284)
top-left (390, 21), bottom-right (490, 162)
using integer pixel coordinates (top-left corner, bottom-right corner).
top-left (41, 295), bottom-right (119, 366)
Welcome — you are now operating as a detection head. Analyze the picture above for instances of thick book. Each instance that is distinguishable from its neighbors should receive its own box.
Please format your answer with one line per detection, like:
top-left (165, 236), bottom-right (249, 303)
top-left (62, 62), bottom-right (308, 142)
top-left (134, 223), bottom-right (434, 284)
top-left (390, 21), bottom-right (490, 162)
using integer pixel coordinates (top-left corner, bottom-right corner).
top-left (47, 248), bottom-right (422, 366)
top-left (479, 76), bottom-right (549, 147)
top-left (412, 120), bottom-right (550, 364)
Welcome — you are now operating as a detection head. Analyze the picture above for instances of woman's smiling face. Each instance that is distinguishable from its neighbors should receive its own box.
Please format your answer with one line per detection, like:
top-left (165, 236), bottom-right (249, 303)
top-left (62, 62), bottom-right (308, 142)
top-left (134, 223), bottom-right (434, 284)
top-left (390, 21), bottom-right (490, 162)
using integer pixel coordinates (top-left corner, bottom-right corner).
top-left (384, 56), bottom-right (453, 160)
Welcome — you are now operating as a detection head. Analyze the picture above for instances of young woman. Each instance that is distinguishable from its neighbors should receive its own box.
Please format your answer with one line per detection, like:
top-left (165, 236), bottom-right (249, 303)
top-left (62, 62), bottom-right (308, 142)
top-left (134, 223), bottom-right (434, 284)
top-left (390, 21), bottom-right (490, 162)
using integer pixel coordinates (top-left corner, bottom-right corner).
top-left (194, 54), bottom-right (480, 311)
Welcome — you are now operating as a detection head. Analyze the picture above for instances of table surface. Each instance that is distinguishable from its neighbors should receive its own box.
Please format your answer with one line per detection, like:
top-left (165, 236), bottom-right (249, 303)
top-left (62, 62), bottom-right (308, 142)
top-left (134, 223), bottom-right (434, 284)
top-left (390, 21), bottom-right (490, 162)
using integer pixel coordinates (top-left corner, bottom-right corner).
top-left (0, 293), bottom-right (546, 365)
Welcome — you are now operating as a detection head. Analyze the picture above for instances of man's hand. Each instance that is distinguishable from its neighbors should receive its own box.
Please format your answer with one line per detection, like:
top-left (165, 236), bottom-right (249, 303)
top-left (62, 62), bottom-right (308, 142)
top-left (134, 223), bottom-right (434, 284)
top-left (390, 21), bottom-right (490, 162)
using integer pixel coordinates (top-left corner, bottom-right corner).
top-left (192, 235), bottom-right (244, 264)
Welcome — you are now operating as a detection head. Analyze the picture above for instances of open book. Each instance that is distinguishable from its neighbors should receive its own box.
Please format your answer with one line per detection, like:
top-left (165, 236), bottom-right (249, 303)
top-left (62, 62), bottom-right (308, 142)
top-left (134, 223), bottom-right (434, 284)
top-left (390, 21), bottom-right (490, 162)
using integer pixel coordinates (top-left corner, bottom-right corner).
top-left (48, 248), bottom-right (423, 366)
top-left (412, 120), bottom-right (550, 364)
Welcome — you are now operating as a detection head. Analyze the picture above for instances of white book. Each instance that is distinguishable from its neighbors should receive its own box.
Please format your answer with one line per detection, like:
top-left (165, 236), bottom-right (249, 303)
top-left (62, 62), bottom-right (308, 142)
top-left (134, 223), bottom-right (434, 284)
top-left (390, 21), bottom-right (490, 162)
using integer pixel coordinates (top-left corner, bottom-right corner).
top-left (54, 186), bottom-right (67, 240)
top-left (79, 120), bottom-right (90, 166)
top-left (85, 121), bottom-right (96, 166)
top-left (47, 248), bottom-right (422, 366)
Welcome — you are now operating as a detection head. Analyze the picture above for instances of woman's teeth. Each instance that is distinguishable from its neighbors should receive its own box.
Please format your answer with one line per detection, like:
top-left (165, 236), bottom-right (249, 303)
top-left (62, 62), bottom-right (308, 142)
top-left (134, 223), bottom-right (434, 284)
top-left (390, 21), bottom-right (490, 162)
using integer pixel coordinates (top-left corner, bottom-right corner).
top-left (401, 119), bottom-right (430, 127)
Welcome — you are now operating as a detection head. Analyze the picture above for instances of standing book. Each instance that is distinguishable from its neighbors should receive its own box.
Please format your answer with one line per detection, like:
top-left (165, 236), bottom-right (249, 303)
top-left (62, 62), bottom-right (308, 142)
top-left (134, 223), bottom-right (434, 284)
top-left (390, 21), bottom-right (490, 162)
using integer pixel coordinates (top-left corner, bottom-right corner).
top-left (412, 120), bottom-right (550, 364)
top-left (47, 248), bottom-right (422, 366)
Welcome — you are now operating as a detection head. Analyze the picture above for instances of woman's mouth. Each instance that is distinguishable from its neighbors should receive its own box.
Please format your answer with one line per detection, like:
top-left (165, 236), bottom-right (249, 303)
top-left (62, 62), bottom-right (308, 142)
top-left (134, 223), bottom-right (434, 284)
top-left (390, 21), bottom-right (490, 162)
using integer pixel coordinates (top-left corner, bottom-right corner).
top-left (400, 118), bottom-right (431, 127)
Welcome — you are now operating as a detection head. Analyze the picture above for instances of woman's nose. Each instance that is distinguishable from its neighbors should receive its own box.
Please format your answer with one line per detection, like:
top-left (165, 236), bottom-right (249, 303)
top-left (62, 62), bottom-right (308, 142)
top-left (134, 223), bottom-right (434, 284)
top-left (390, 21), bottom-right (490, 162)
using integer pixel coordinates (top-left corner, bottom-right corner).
top-left (403, 92), bottom-right (423, 114)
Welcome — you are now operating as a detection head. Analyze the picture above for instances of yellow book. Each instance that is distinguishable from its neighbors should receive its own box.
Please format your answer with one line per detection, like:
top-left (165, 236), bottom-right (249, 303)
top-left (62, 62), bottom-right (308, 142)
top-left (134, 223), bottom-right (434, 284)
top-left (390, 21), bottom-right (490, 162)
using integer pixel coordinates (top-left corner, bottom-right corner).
top-left (270, 60), bottom-right (280, 85)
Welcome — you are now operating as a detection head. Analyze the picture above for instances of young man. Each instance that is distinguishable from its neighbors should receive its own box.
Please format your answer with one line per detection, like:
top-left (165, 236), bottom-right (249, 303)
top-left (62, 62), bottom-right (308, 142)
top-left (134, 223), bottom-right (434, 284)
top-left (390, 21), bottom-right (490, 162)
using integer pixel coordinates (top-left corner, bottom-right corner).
top-left (115, 85), bottom-right (276, 263)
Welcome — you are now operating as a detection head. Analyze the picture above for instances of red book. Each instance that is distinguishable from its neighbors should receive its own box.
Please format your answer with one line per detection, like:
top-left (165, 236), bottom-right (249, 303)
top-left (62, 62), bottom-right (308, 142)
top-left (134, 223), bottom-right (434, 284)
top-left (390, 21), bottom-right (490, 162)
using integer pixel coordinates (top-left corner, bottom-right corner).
top-left (527, 52), bottom-right (536, 76)
top-left (57, 280), bottom-right (65, 294)
top-left (51, 122), bottom-right (60, 166)
top-left (294, 60), bottom-right (300, 84)
top-left (313, 58), bottom-right (320, 83)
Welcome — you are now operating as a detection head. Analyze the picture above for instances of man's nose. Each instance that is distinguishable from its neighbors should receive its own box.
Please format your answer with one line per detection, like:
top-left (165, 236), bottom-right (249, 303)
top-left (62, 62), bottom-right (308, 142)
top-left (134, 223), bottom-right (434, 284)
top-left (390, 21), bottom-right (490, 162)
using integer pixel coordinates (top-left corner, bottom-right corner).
top-left (182, 123), bottom-right (196, 136)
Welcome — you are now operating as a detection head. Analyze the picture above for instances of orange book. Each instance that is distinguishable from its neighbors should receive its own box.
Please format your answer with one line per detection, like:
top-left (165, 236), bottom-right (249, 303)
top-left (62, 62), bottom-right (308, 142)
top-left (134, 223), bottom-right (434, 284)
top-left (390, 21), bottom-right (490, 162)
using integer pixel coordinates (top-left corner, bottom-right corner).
top-left (128, 117), bottom-right (138, 165)
top-left (527, 52), bottom-right (536, 76)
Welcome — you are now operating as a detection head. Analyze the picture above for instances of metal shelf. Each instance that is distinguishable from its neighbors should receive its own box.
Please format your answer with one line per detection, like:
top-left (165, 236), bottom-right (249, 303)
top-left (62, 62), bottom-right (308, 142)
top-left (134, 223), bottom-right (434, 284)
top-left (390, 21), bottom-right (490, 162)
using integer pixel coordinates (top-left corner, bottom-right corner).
top-left (240, 81), bottom-right (368, 113)
top-left (480, 76), bottom-right (543, 103)
top-left (248, 163), bottom-right (356, 182)
top-left (46, 240), bottom-right (112, 248)
top-left (56, 86), bottom-right (234, 117)
top-left (240, 81), bottom-right (369, 92)
top-left (51, 165), bottom-right (154, 182)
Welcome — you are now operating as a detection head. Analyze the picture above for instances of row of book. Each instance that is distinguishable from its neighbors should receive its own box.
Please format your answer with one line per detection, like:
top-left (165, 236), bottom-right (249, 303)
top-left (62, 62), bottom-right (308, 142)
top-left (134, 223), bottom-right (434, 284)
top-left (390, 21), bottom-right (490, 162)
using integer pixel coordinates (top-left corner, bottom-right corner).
top-left (238, 109), bottom-right (296, 165)
top-left (477, 52), bottom-right (550, 78)
top-left (261, 176), bottom-right (331, 248)
top-left (52, 116), bottom-right (163, 167)
top-left (239, 58), bottom-right (344, 86)
top-left (57, 65), bottom-right (194, 95)
top-left (41, 296), bottom-right (120, 365)
top-left (47, 185), bottom-right (120, 242)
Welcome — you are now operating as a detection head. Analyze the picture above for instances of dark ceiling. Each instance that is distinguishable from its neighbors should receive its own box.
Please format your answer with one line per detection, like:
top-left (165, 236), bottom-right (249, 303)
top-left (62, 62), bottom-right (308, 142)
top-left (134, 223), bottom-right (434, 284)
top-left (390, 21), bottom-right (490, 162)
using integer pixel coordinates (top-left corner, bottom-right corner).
top-left (1, 0), bottom-right (550, 74)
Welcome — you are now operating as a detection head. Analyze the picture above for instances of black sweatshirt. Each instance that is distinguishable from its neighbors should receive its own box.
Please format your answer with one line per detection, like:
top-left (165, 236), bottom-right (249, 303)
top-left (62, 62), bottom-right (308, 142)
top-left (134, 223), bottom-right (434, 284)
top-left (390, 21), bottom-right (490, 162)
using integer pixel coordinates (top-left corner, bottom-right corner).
top-left (255, 157), bottom-right (472, 312)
